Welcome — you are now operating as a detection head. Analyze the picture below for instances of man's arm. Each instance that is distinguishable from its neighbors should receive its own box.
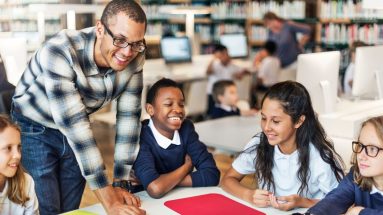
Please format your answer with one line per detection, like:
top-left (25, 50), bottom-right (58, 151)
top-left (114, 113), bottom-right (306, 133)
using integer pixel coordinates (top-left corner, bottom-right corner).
top-left (41, 46), bottom-right (143, 214)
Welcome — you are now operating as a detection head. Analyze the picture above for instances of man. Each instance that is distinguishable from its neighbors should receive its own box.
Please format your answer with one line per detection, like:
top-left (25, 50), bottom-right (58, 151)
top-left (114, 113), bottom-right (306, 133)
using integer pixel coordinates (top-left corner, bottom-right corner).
top-left (11, 0), bottom-right (146, 214)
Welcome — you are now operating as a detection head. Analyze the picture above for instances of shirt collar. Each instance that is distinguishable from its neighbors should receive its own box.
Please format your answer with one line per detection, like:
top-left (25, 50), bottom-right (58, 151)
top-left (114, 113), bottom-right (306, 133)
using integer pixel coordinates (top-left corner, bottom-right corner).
top-left (274, 145), bottom-right (298, 160)
top-left (370, 185), bottom-right (383, 196)
top-left (217, 103), bottom-right (238, 112)
top-left (149, 119), bottom-right (181, 149)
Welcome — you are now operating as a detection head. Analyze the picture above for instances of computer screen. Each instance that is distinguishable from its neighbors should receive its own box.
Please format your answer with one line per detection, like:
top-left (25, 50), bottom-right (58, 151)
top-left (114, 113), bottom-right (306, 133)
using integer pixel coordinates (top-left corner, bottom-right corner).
top-left (220, 34), bottom-right (248, 58)
top-left (352, 45), bottom-right (383, 99)
top-left (297, 51), bottom-right (341, 114)
top-left (160, 36), bottom-right (192, 64)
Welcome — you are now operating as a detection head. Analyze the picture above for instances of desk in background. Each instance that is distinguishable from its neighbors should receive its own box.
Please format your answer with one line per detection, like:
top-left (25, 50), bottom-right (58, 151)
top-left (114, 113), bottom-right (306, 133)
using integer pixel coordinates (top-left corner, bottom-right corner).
top-left (73, 187), bottom-right (306, 215)
top-left (194, 115), bottom-right (261, 153)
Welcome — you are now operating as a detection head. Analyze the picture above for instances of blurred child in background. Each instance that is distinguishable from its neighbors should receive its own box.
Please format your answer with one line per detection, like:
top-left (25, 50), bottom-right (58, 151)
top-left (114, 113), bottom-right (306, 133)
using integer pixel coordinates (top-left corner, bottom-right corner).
top-left (210, 80), bottom-right (257, 119)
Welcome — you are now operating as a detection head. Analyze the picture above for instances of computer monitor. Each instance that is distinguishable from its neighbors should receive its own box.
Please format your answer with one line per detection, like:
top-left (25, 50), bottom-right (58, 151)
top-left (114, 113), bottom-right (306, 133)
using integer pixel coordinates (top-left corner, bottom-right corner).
top-left (160, 36), bottom-right (192, 64)
top-left (297, 51), bottom-right (341, 114)
top-left (220, 34), bottom-right (248, 58)
top-left (352, 45), bottom-right (383, 99)
top-left (0, 37), bottom-right (27, 86)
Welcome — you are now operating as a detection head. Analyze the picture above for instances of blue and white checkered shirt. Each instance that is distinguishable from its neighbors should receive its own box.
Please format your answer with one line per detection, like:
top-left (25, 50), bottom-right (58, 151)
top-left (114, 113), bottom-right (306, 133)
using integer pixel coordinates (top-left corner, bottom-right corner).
top-left (13, 27), bottom-right (145, 190)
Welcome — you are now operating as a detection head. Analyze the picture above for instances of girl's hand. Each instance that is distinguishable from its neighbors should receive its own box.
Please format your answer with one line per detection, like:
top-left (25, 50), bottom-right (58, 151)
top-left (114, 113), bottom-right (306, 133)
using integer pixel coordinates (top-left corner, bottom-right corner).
top-left (251, 189), bottom-right (271, 207)
top-left (345, 206), bottom-right (364, 215)
top-left (269, 194), bottom-right (301, 211)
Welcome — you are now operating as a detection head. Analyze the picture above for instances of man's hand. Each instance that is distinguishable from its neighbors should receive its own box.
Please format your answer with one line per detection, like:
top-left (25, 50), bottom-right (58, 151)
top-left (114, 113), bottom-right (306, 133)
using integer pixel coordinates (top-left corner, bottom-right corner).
top-left (107, 204), bottom-right (146, 215)
top-left (94, 185), bottom-right (146, 215)
top-left (114, 186), bottom-right (141, 207)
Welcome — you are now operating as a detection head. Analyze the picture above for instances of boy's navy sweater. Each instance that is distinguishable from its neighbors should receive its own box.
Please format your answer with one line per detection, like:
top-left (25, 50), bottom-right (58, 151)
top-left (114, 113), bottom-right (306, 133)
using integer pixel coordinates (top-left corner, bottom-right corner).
top-left (308, 169), bottom-right (383, 215)
top-left (210, 106), bottom-right (240, 119)
top-left (133, 119), bottom-right (220, 189)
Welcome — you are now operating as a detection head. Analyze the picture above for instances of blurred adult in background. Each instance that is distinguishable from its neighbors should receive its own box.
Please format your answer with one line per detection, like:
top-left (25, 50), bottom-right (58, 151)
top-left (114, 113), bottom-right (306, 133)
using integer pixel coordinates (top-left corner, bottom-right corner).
top-left (255, 11), bottom-right (311, 81)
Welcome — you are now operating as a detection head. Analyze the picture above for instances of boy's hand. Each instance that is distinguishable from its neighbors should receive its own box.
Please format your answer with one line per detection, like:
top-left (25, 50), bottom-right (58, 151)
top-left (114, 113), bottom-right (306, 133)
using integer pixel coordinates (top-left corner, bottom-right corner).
top-left (345, 206), bottom-right (364, 215)
top-left (184, 154), bottom-right (193, 171)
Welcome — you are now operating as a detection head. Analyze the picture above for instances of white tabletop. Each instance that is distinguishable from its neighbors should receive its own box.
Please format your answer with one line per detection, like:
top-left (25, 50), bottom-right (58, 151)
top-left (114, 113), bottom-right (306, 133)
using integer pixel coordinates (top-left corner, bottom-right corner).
top-left (76, 187), bottom-right (306, 215)
top-left (194, 115), bottom-right (261, 153)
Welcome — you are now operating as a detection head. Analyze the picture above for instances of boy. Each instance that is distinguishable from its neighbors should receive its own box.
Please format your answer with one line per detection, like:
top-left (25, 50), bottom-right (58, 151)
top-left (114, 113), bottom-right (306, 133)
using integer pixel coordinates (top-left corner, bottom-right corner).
top-left (251, 40), bottom-right (281, 107)
top-left (210, 80), bottom-right (257, 119)
top-left (206, 44), bottom-right (248, 115)
top-left (133, 78), bottom-right (220, 198)
top-left (253, 40), bottom-right (281, 89)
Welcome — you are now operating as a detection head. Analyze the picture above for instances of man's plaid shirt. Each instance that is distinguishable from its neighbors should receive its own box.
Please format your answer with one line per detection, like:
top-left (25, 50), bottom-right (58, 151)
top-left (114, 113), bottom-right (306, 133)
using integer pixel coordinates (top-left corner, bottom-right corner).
top-left (13, 27), bottom-right (145, 190)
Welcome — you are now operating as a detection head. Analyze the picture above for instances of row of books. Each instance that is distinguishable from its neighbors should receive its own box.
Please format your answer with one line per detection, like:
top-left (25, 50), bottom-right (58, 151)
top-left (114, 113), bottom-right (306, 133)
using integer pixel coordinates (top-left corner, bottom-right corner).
top-left (248, 26), bottom-right (268, 41)
top-left (247, 0), bottom-right (305, 19)
top-left (211, 2), bottom-right (247, 19)
top-left (213, 24), bottom-right (245, 40)
top-left (211, 1), bottom-right (305, 20)
top-left (146, 23), bottom-right (181, 37)
top-left (0, 0), bottom-right (59, 4)
top-left (320, 0), bottom-right (383, 19)
top-left (321, 23), bottom-right (383, 45)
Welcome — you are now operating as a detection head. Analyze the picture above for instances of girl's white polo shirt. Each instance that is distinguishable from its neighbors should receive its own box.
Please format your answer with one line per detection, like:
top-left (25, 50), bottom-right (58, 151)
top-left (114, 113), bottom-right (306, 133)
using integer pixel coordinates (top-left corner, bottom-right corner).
top-left (232, 136), bottom-right (339, 199)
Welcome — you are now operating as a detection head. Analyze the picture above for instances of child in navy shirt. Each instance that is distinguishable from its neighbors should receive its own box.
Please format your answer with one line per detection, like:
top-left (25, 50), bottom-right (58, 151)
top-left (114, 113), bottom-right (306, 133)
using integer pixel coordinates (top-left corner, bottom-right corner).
top-left (133, 78), bottom-right (220, 198)
top-left (210, 80), bottom-right (257, 119)
top-left (307, 116), bottom-right (383, 215)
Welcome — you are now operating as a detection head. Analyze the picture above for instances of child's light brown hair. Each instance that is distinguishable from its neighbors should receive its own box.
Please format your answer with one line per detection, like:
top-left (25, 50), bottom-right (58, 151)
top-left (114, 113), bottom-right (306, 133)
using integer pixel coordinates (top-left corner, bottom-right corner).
top-left (212, 80), bottom-right (236, 104)
top-left (0, 114), bottom-right (30, 206)
top-left (352, 116), bottom-right (383, 191)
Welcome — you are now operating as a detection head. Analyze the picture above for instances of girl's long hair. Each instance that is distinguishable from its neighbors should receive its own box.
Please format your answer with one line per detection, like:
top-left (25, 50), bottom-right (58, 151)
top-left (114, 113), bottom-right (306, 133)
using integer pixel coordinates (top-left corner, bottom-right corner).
top-left (352, 116), bottom-right (383, 191)
top-left (0, 115), bottom-right (30, 206)
top-left (252, 81), bottom-right (345, 195)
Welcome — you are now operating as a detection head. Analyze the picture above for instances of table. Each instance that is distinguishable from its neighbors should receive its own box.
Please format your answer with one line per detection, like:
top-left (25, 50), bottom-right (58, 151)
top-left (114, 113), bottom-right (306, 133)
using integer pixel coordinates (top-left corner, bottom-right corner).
top-left (73, 187), bottom-right (307, 215)
top-left (194, 115), bottom-right (261, 153)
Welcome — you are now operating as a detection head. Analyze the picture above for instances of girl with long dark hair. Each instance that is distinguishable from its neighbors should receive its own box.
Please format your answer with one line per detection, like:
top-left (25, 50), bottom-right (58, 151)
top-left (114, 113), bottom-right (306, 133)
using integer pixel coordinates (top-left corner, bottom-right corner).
top-left (221, 81), bottom-right (345, 211)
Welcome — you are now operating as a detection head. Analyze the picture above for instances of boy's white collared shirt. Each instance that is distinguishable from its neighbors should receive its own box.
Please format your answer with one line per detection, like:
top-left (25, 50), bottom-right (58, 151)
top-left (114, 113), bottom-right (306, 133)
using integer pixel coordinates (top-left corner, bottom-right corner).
top-left (216, 103), bottom-right (238, 112)
top-left (149, 119), bottom-right (181, 149)
top-left (370, 185), bottom-right (383, 196)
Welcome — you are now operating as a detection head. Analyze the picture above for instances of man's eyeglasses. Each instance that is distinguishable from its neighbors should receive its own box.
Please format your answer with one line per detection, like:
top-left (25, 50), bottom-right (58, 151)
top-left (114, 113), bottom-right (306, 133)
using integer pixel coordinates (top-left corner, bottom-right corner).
top-left (352, 141), bottom-right (383, 158)
top-left (102, 22), bottom-right (146, 53)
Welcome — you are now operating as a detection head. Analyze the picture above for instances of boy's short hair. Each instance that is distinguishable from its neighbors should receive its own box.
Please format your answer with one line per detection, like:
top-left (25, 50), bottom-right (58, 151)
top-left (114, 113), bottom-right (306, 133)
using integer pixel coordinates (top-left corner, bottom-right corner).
top-left (212, 80), bottom-right (235, 104)
top-left (264, 40), bottom-right (277, 55)
top-left (350, 40), bottom-right (367, 53)
top-left (213, 44), bottom-right (227, 53)
top-left (146, 78), bottom-right (184, 105)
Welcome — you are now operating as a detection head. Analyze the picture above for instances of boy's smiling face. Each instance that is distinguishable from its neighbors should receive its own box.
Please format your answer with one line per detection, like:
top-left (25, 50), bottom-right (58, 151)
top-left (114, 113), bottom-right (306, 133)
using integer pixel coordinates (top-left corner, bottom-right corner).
top-left (146, 87), bottom-right (185, 139)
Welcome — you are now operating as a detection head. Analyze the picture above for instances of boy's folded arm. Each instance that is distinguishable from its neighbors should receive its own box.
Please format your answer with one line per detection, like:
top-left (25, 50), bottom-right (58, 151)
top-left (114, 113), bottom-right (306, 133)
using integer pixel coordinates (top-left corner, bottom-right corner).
top-left (146, 162), bottom-right (192, 199)
top-left (185, 124), bottom-right (221, 187)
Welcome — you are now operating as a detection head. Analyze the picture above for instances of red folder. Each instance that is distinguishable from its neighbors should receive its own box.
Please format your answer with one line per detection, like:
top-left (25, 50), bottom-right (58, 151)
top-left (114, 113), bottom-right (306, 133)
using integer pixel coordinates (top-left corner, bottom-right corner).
top-left (164, 193), bottom-right (266, 215)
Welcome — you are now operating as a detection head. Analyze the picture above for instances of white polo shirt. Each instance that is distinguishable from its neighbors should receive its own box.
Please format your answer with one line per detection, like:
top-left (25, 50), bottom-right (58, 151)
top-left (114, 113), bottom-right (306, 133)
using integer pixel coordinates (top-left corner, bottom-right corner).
top-left (207, 59), bottom-right (242, 94)
top-left (232, 136), bottom-right (339, 199)
top-left (257, 56), bottom-right (281, 87)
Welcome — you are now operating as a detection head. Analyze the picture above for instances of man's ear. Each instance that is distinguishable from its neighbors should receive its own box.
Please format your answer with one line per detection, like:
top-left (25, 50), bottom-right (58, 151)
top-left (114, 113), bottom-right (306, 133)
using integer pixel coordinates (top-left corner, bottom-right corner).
top-left (146, 103), bottom-right (154, 116)
top-left (294, 115), bottom-right (306, 129)
top-left (95, 20), bottom-right (104, 38)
